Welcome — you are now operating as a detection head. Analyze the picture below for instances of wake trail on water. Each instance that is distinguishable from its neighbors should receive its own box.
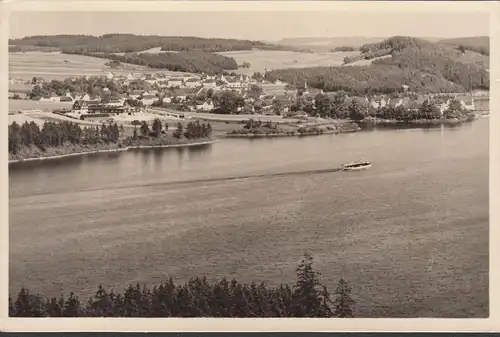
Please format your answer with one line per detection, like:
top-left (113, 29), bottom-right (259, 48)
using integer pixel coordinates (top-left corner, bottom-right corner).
top-left (19, 167), bottom-right (345, 197)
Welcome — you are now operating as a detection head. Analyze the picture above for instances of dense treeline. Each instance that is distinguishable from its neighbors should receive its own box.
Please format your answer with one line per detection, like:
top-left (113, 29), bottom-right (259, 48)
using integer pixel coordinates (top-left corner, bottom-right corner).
top-left (9, 34), bottom-right (302, 53)
top-left (439, 36), bottom-right (490, 56)
top-left (266, 37), bottom-right (489, 95)
top-left (8, 121), bottom-right (122, 155)
top-left (65, 50), bottom-right (238, 74)
top-left (309, 92), bottom-right (469, 121)
top-left (9, 45), bottom-right (60, 52)
top-left (9, 254), bottom-right (355, 317)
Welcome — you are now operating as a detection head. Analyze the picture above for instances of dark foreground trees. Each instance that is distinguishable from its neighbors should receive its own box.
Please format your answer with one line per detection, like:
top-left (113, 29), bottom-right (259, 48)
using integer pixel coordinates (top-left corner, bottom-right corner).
top-left (9, 254), bottom-right (355, 317)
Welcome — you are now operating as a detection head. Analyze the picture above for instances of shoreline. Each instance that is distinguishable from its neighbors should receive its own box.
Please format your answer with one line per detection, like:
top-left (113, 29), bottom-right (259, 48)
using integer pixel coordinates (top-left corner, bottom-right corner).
top-left (361, 115), bottom-right (478, 126)
top-left (9, 139), bottom-right (217, 164)
top-left (224, 127), bottom-right (361, 138)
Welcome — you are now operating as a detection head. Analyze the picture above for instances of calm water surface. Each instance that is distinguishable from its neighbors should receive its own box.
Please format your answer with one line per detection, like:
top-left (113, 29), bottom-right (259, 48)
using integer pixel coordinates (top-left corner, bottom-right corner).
top-left (9, 119), bottom-right (489, 317)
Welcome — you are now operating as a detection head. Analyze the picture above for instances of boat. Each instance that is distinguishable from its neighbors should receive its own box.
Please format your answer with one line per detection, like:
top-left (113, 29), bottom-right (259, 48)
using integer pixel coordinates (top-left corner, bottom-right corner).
top-left (342, 161), bottom-right (372, 171)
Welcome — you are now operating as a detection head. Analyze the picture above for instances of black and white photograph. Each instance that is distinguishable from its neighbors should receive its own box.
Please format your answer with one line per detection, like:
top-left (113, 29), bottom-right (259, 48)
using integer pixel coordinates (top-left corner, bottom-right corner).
top-left (2, 0), bottom-right (497, 330)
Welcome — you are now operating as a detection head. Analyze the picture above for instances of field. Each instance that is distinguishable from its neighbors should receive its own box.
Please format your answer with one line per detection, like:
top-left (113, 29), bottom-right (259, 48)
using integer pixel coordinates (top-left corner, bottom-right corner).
top-left (217, 50), bottom-right (361, 74)
top-left (8, 99), bottom-right (73, 113)
top-left (9, 52), bottom-right (160, 81)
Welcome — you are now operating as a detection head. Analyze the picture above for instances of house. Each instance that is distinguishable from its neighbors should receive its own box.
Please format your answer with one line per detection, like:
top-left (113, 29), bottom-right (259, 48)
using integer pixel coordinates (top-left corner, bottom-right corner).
top-left (387, 98), bottom-right (403, 108)
top-left (73, 100), bottom-right (89, 111)
top-left (103, 95), bottom-right (125, 107)
top-left (126, 73), bottom-right (135, 81)
top-left (32, 77), bottom-right (45, 85)
top-left (439, 99), bottom-right (451, 115)
top-left (168, 88), bottom-right (190, 102)
top-left (196, 100), bottom-right (215, 111)
top-left (202, 79), bottom-right (217, 89)
top-left (106, 72), bottom-right (114, 80)
top-left (129, 90), bottom-right (144, 100)
top-left (184, 78), bottom-right (202, 88)
top-left (167, 78), bottom-right (184, 88)
top-left (226, 78), bottom-right (242, 88)
top-left (140, 94), bottom-right (158, 106)
top-left (456, 95), bottom-right (476, 111)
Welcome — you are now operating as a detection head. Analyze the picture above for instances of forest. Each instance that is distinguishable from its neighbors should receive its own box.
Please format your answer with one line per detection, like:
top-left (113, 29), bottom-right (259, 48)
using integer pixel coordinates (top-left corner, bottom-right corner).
top-left (9, 34), bottom-right (302, 53)
top-left (438, 36), bottom-right (490, 56)
top-left (9, 254), bottom-right (355, 318)
top-left (62, 50), bottom-right (239, 74)
top-left (266, 37), bottom-right (489, 95)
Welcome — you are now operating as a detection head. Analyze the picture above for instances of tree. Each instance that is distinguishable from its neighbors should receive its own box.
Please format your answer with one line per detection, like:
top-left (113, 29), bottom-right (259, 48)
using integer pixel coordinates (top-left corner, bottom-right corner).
top-left (140, 121), bottom-right (150, 137)
top-left (252, 72), bottom-right (264, 81)
top-left (444, 99), bottom-right (464, 119)
top-left (333, 278), bottom-right (355, 318)
top-left (315, 94), bottom-right (333, 117)
top-left (272, 100), bottom-right (284, 116)
top-left (173, 122), bottom-right (183, 139)
top-left (164, 122), bottom-right (169, 132)
top-left (249, 85), bottom-right (263, 97)
top-left (292, 253), bottom-right (332, 317)
top-left (348, 99), bottom-right (368, 121)
top-left (152, 118), bottom-right (162, 138)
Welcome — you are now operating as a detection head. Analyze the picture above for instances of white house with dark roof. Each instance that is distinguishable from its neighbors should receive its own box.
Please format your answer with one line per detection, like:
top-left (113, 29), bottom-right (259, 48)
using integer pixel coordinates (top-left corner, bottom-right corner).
top-left (196, 100), bottom-right (215, 111)
top-left (129, 90), bottom-right (145, 100)
top-left (167, 78), bottom-right (184, 88)
top-left (184, 78), bottom-right (202, 88)
top-left (140, 94), bottom-right (158, 106)
top-left (202, 79), bottom-right (217, 89)
top-left (456, 95), bottom-right (476, 111)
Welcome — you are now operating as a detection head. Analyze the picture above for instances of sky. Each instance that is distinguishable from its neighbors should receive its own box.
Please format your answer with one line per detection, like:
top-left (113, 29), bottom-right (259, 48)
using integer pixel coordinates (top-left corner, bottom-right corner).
top-left (9, 10), bottom-right (490, 41)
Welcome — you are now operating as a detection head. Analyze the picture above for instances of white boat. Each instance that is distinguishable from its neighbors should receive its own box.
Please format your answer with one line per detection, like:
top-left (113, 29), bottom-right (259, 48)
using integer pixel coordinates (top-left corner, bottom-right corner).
top-left (342, 161), bottom-right (372, 171)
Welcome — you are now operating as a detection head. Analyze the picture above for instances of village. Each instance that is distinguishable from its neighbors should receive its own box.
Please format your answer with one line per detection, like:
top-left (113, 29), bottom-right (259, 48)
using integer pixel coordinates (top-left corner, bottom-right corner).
top-left (8, 69), bottom-right (485, 129)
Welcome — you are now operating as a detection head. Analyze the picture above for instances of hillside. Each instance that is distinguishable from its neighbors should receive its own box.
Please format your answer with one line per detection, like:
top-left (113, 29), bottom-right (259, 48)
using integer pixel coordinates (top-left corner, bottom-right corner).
top-left (9, 34), bottom-right (305, 53)
top-left (265, 36), bottom-right (489, 95)
top-left (67, 50), bottom-right (239, 74)
top-left (438, 36), bottom-right (489, 56)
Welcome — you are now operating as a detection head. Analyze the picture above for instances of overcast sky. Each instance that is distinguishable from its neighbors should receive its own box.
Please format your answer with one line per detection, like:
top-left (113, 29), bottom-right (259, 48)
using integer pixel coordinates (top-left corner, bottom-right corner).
top-left (10, 10), bottom-right (490, 41)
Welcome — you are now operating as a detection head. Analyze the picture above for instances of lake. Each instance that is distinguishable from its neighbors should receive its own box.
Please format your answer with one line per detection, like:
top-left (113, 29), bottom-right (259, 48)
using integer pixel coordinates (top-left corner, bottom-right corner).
top-left (9, 118), bottom-right (489, 318)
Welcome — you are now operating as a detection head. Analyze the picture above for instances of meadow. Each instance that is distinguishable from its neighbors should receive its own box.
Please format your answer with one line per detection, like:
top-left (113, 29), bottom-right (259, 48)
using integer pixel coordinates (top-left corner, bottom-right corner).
top-left (9, 52), bottom-right (159, 81)
top-left (8, 99), bottom-right (73, 113)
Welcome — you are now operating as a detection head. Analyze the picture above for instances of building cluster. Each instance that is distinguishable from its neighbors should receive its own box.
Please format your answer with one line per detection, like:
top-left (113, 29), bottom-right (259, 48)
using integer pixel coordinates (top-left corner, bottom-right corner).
top-left (11, 72), bottom-right (478, 118)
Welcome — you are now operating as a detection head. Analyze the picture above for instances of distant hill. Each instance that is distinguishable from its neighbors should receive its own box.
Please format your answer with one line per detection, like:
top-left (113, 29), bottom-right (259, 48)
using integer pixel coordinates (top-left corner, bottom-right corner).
top-left (9, 34), bottom-right (309, 75)
top-left (265, 36), bottom-right (489, 95)
top-left (9, 34), bottom-right (305, 53)
top-left (438, 36), bottom-right (489, 56)
top-left (275, 37), bottom-right (386, 52)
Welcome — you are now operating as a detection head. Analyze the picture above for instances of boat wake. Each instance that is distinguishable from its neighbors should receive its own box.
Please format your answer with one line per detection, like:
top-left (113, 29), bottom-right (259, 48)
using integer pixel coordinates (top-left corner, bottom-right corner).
top-left (17, 167), bottom-right (346, 197)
